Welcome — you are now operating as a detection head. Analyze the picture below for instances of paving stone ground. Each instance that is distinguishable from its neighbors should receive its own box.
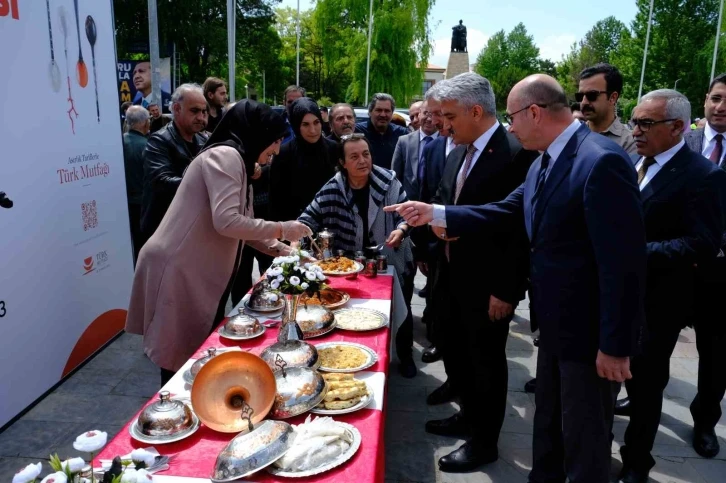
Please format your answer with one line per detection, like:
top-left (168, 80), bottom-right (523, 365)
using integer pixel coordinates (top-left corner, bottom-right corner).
top-left (1, 270), bottom-right (725, 482)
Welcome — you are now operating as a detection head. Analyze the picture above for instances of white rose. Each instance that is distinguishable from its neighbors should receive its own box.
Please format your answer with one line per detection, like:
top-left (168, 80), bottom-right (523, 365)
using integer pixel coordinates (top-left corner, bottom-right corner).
top-left (134, 469), bottom-right (153, 482)
top-left (293, 265), bottom-right (301, 272)
top-left (289, 276), bottom-right (301, 286)
top-left (120, 469), bottom-right (138, 483)
top-left (270, 280), bottom-right (280, 290)
top-left (303, 263), bottom-right (311, 269)
top-left (272, 257), bottom-right (282, 265)
top-left (269, 267), bottom-right (283, 277)
top-left (12, 463), bottom-right (42, 483)
top-left (40, 472), bottom-right (68, 483)
top-left (61, 457), bottom-right (86, 473)
top-left (305, 271), bottom-right (317, 281)
top-left (130, 448), bottom-right (156, 467)
top-left (276, 275), bottom-right (284, 282)
top-left (268, 293), bottom-right (279, 302)
top-left (72, 430), bottom-right (107, 453)
top-left (317, 272), bottom-right (326, 281)
top-left (292, 255), bottom-right (300, 262)
top-left (301, 282), bottom-right (309, 289)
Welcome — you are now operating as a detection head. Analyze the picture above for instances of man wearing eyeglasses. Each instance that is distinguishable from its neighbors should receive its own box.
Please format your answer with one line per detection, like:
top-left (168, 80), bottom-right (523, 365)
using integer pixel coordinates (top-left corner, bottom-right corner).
top-left (577, 63), bottom-right (637, 154)
top-left (386, 74), bottom-right (646, 483)
top-left (618, 89), bottom-right (726, 483)
top-left (682, 73), bottom-right (726, 461)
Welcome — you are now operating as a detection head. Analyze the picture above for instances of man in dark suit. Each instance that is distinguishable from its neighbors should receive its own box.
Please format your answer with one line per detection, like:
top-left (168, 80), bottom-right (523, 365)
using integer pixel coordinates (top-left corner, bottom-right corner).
top-left (682, 73), bottom-right (726, 459)
top-left (417, 89), bottom-right (456, 364)
top-left (406, 72), bottom-right (536, 472)
top-left (387, 74), bottom-right (647, 483)
top-left (618, 90), bottom-right (726, 483)
top-left (392, 101), bottom-right (439, 202)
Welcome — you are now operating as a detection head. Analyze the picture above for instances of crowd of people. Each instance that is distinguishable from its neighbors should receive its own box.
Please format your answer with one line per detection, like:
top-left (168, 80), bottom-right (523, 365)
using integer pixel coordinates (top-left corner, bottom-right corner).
top-left (121, 63), bottom-right (726, 483)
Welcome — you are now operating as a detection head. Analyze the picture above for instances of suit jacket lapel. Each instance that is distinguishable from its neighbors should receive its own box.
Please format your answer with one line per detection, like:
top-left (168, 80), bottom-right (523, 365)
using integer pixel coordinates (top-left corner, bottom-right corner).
top-left (531, 125), bottom-right (587, 238)
top-left (410, 135), bottom-right (420, 183)
top-left (456, 126), bottom-right (509, 203)
top-left (640, 145), bottom-right (691, 205)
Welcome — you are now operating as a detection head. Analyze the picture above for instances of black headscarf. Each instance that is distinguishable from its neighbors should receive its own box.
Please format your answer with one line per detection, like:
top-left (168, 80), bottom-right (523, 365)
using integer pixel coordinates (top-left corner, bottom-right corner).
top-left (201, 100), bottom-right (287, 179)
top-left (289, 97), bottom-right (323, 141)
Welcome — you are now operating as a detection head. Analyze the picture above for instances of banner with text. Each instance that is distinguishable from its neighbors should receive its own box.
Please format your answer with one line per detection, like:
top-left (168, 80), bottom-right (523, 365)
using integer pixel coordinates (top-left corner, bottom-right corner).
top-left (117, 58), bottom-right (172, 113)
top-left (0, 0), bottom-right (134, 426)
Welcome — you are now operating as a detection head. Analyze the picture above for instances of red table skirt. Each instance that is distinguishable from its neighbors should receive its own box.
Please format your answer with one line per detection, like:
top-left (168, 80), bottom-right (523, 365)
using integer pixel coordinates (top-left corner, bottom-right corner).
top-left (97, 275), bottom-right (394, 482)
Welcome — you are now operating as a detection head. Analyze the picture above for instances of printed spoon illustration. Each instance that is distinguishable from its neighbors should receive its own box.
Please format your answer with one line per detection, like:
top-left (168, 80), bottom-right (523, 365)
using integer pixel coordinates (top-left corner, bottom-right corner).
top-left (59, 6), bottom-right (79, 134)
top-left (45, 0), bottom-right (61, 92)
top-left (73, 0), bottom-right (88, 88)
top-left (85, 16), bottom-right (100, 122)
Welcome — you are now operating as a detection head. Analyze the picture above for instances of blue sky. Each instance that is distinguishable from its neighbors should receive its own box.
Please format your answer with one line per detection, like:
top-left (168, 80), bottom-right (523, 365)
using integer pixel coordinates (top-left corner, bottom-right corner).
top-left (279, 0), bottom-right (639, 66)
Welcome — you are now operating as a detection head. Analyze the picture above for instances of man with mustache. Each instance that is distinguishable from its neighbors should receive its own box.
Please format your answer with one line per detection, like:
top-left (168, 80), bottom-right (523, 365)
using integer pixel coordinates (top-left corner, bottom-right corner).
top-left (141, 84), bottom-right (209, 245)
top-left (578, 63), bottom-right (636, 154)
top-left (327, 103), bottom-right (356, 141)
top-left (131, 61), bottom-right (171, 112)
top-left (356, 93), bottom-right (409, 169)
top-left (618, 89), bottom-right (726, 483)
top-left (682, 73), bottom-right (726, 459)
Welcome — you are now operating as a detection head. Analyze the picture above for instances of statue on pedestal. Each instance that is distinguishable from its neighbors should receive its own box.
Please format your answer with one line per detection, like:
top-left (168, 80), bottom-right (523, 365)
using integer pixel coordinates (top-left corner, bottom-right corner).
top-left (451, 20), bottom-right (467, 53)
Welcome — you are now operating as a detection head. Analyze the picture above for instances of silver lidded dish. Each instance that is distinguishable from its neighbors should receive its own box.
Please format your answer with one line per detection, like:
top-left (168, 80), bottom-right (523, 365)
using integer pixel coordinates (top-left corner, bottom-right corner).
top-left (220, 309), bottom-right (265, 340)
top-left (261, 314), bottom-right (320, 371)
top-left (245, 283), bottom-right (284, 313)
top-left (211, 420), bottom-right (293, 482)
top-left (294, 304), bottom-right (336, 338)
top-left (183, 347), bottom-right (219, 385)
top-left (130, 391), bottom-right (200, 443)
top-left (269, 356), bottom-right (327, 419)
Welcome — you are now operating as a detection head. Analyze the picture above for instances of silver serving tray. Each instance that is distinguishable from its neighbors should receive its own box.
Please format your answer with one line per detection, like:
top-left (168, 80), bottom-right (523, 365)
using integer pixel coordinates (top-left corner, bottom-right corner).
top-left (315, 342), bottom-right (378, 373)
top-left (129, 408), bottom-right (200, 444)
top-left (211, 420), bottom-right (294, 482)
top-left (311, 381), bottom-right (374, 415)
top-left (267, 422), bottom-right (361, 477)
top-left (218, 323), bottom-right (266, 341)
top-left (270, 367), bottom-right (327, 419)
top-left (244, 297), bottom-right (284, 313)
top-left (333, 308), bottom-right (389, 331)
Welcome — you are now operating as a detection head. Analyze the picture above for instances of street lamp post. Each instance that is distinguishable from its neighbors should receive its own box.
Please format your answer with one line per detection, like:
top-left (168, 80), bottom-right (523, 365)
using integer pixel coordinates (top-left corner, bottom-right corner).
top-left (674, 79), bottom-right (681, 91)
top-left (637, 0), bottom-right (655, 102)
top-left (245, 84), bottom-right (249, 100)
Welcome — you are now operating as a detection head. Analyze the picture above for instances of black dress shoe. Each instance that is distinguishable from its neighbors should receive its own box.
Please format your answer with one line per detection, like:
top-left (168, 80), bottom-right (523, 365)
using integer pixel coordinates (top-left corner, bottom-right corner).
top-left (398, 357), bottom-right (417, 378)
top-left (533, 337), bottom-right (540, 347)
top-left (618, 466), bottom-right (648, 483)
top-left (427, 380), bottom-right (457, 405)
top-left (614, 397), bottom-right (632, 417)
top-left (425, 412), bottom-right (470, 437)
top-left (693, 425), bottom-right (720, 458)
top-left (524, 378), bottom-right (536, 394)
top-left (438, 440), bottom-right (498, 473)
top-left (421, 344), bottom-right (442, 363)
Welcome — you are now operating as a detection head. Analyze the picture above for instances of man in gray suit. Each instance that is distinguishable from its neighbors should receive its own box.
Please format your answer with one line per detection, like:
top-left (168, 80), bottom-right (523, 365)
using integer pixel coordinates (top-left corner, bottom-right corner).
top-left (392, 100), bottom-right (439, 201)
top-left (683, 72), bottom-right (726, 459)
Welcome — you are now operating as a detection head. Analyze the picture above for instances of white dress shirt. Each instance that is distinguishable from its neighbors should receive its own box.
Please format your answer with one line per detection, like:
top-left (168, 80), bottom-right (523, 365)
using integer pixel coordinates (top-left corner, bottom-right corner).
top-left (446, 136), bottom-right (457, 156)
top-left (431, 121), bottom-right (500, 226)
top-left (431, 120), bottom-right (579, 228)
top-left (635, 139), bottom-right (685, 189)
top-left (701, 122), bottom-right (726, 164)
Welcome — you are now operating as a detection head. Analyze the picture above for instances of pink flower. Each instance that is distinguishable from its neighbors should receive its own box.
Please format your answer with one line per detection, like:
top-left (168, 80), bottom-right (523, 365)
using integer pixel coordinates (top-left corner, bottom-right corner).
top-left (40, 472), bottom-right (68, 483)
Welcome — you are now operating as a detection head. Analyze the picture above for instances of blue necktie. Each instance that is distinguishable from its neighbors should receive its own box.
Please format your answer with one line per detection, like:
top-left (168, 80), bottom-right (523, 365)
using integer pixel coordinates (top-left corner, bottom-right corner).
top-left (531, 152), bottom-right (551, 221)
top-left (418, 136), bottom-right (433, 184)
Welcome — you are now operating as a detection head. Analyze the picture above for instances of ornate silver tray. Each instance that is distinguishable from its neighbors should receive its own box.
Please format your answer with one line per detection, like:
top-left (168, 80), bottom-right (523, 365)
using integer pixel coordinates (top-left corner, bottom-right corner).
top-left (315, 342), bottom-right (378, 373)
top-left (129, 408), bottom-right (200, 445)
top-left (267, 422), bottom-right (361, 477)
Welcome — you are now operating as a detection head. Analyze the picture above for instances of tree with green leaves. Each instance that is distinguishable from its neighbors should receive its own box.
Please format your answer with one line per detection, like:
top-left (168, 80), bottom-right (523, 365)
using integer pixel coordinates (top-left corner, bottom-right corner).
top-left (315, 0), bottom-right (434, 106)
top-left (556, 16), bottom-right (629, 96)
top-left (474, 23), bottom-right (540, 111)
top-left (113, 0), bottom-right (282, 100)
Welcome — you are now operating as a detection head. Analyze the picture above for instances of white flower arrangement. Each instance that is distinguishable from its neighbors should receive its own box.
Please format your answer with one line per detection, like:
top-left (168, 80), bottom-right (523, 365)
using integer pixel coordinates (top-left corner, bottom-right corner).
top-left (267, 249), bottom-right (327, 295)
top-left (13, 463), bottom-right (42, 483)
top-left (73, 430), bottom-right (107, 453)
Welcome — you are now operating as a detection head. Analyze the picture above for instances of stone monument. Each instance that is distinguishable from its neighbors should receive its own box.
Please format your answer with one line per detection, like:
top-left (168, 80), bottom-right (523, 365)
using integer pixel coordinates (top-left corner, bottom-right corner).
top-left (446, 20), bottom-right (470, 79)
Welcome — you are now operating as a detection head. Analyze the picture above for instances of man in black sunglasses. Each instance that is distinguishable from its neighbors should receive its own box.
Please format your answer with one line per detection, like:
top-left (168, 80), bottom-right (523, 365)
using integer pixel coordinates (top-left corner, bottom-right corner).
top-left (577, 63), bottom-right (637, 154)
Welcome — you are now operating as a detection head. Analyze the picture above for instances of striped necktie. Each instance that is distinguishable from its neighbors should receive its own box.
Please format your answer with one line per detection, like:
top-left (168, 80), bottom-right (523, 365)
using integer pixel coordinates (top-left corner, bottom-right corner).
top-left (454, 144), bottom-right (478, 203)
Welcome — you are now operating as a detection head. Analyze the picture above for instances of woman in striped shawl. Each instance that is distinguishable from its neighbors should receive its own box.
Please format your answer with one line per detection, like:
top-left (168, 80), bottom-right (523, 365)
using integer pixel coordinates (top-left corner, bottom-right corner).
top-left (299, 133), bottom-right (418, 377)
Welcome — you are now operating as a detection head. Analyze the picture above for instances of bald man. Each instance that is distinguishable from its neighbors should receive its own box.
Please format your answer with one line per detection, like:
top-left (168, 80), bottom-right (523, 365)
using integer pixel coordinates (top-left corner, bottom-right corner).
top-left (386, 75), bottom-right (646, 483)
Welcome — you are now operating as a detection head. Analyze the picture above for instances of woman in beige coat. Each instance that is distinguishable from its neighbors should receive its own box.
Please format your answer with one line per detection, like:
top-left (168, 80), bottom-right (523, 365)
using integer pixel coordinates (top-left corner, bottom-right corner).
top-left (126, 101), bottom-right (312, 384)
